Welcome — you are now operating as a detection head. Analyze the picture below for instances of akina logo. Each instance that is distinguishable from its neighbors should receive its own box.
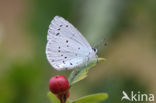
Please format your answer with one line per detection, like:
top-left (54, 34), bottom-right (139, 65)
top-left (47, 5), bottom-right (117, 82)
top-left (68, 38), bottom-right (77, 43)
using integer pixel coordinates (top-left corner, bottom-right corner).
top-left (121, 91), bottom-right (155, 102)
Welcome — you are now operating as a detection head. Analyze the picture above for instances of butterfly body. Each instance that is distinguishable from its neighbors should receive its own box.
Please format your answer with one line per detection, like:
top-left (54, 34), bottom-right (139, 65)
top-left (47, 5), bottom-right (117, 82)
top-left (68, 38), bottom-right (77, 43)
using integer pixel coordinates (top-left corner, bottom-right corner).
top-left (46, 16), bottom-right (97, 70)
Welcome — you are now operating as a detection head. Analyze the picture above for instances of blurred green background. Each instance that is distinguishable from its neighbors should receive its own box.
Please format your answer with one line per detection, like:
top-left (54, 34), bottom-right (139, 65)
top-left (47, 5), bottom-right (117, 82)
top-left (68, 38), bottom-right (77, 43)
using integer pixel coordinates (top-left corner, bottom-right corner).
top-left (0, 0), bottom-right (156, 103)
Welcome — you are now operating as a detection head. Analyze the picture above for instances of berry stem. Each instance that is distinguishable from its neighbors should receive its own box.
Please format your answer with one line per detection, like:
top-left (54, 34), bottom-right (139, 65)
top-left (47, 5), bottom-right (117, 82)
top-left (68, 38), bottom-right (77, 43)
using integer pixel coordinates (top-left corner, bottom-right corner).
top-left (60, 94), bottom-right (66, 103)
top-left (60, 98), bottom-right (64, 103)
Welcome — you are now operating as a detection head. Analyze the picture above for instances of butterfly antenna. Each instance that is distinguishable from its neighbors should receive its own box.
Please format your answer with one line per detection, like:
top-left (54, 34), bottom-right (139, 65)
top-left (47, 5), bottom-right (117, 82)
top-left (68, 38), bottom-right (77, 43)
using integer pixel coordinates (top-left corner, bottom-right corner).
top-left (93, 38), bottom-right (107, 49)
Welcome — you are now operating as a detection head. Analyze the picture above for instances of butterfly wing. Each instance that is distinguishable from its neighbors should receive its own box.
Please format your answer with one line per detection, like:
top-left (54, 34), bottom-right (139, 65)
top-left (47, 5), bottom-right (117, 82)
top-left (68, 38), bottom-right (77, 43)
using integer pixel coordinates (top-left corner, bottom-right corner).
top-left (46, 16), bottom-right (96, 70)
top-left (47, 16), bottom-right (92, 49)
top-left (46, 35), bottom-right (89, 70)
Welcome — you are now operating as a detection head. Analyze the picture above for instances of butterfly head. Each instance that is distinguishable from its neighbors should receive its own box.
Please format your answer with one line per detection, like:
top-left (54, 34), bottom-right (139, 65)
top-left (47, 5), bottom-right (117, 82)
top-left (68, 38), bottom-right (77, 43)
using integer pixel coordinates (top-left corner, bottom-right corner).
top-left (92, 48), bottom-right (98, 53)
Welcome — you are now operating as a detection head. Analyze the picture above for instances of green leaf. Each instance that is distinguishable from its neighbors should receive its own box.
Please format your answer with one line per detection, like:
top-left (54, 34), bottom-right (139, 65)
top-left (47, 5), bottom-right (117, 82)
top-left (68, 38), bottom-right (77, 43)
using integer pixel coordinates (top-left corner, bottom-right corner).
top-left (47, 92), bottom-right (70, 103)
top-left (68, 58), bottom-right (106, 85)
top-left (72, 93), bottom-right (108, 103)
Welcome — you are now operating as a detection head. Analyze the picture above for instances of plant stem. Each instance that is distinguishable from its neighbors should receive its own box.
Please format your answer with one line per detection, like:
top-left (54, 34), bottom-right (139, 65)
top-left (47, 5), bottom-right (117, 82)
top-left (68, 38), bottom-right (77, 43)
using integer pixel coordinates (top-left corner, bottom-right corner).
top-left (60, 94), bottom-right (66, 103)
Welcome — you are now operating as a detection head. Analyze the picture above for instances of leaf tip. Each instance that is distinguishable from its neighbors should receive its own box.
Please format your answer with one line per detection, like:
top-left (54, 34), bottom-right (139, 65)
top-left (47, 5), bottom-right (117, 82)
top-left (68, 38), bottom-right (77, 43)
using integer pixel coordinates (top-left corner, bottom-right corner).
top-left (98, 58), bottom-right (107, 62)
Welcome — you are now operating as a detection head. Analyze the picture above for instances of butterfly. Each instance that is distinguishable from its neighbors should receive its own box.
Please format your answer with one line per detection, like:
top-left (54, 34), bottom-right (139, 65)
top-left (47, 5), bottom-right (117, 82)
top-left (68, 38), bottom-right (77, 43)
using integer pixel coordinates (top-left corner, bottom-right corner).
top-left (46, 16), bottom-right (97, 70)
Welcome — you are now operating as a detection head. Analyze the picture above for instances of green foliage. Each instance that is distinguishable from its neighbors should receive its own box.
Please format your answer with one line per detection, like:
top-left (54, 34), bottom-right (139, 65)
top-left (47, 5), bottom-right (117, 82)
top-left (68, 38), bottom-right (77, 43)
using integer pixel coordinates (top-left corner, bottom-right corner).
top-left (48, 92), bottom-right (70, 103)
top-left (72, 93), bottom-right (108, 103)
top-left (48, 58), bottom-right (108, 103)
top-left (47, 92), bottom-right (60, 103)
top-left (48, 92), bottom-right (108, 103)
top-left (68, 58), bottom-right (106, 85)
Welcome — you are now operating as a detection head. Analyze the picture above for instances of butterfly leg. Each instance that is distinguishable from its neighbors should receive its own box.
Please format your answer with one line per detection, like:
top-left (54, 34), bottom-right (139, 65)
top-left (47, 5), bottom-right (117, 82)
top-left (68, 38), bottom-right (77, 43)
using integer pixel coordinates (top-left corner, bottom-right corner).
top-left (74, 68), bottom-right (79, 72)
top-left (96, 55), bottom-right (98, 63)
top-left (85, 56), bottom-right (90, 67)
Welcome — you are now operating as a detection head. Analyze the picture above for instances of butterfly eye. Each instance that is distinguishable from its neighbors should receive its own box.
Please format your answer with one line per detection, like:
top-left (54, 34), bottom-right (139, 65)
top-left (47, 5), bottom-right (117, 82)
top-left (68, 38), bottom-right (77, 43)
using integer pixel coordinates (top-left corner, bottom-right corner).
top-left (92, 48), bottom-right (97, 53)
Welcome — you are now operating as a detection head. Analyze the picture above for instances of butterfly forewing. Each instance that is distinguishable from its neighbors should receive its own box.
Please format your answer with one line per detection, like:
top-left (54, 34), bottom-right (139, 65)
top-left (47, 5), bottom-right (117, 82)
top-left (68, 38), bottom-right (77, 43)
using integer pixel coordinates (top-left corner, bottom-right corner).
top-left (47, 16), bottom-right (92, 49)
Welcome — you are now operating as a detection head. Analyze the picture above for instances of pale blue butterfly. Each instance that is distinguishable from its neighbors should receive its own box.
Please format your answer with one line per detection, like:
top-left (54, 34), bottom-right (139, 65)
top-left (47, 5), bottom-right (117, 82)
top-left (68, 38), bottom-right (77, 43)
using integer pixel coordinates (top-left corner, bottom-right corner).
top-left (46, 16), bottom-right (97, 70)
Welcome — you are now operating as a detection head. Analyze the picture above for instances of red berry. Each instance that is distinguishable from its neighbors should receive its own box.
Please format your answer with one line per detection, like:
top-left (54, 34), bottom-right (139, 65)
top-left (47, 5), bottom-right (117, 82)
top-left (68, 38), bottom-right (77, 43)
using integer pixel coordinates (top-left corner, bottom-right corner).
top-left (49, 75), bottom-right (69, 94)
top-left (66, 90), bottom-right (70, 98)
